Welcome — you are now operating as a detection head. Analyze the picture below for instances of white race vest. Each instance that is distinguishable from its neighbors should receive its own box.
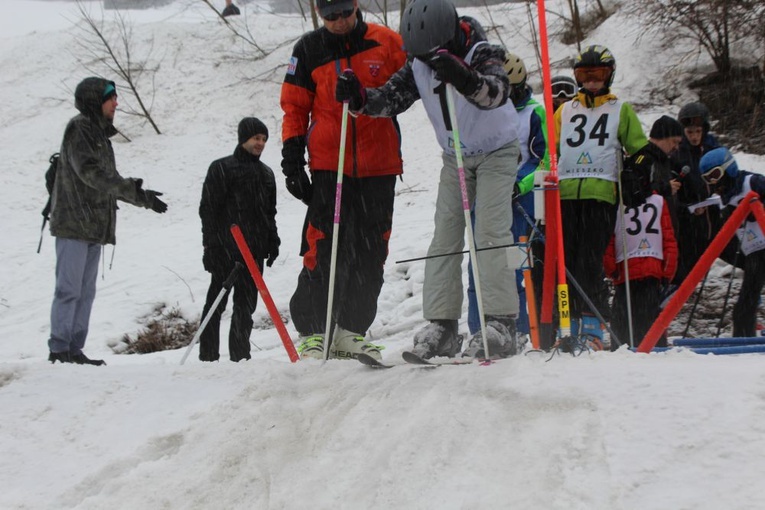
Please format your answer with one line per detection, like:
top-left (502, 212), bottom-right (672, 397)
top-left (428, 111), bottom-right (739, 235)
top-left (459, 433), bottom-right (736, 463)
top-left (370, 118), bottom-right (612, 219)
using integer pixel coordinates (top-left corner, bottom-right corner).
top-left (516, 100), bottom-right (535, 168)
top-left (413, 43), bottom-right (518, 156)
top-left (614, 194), bottom-right (665, 263)
top-left (729, 175), bottom-right (765, 255)
top-left (558, 99), bottom-right (622, 182)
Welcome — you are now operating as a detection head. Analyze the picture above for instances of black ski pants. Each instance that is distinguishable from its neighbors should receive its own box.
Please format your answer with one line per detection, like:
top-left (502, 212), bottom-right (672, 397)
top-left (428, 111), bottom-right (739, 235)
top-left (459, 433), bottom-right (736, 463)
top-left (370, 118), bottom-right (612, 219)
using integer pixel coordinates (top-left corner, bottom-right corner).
top-left (733, 249), bottom-right (765, 337)
top-left (199, 262), bottom-right (260, 362)
top-left (611, 277), bottom-right (666, 350)
top-left (290, 171), bottom-right (395, 336)
top-left (560, 199), bottom-right (616, 320)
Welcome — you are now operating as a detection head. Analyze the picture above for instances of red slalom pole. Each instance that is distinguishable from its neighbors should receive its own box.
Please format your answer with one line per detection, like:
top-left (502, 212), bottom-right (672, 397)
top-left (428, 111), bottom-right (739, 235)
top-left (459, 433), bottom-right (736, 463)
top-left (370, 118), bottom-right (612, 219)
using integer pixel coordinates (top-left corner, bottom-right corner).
top-left (231, 224), bottom-right (299, 362)
top-left (637, 191), bottom-right (760, 352)
top-left (536, 0), bottom-right (571, 337)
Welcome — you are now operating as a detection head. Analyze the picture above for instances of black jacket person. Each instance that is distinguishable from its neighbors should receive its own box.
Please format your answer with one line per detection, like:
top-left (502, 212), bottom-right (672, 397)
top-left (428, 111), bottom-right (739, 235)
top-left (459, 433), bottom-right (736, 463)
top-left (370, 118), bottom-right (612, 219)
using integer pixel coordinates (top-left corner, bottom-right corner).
top-left (198, 117), bottom-right (280, 362)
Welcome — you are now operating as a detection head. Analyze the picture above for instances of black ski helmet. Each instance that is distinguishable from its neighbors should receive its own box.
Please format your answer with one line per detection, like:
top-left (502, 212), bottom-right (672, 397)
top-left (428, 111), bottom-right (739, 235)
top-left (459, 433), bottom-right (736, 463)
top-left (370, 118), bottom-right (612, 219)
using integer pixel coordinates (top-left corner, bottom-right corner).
top-left (574, 45), bottom-right (616, 87)
top-left (400, 0), bottom-right (458, 57)
top-left (551, 75), bottom-right (578, 99)
top-left (678, 101), bottom-right (711, 132)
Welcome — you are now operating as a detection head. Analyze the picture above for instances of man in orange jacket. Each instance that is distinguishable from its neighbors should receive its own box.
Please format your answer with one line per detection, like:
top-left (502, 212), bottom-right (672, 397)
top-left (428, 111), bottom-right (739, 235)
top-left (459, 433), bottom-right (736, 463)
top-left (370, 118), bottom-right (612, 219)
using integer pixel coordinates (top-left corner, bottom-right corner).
top-left (279, 0), bottom-right (406, 360)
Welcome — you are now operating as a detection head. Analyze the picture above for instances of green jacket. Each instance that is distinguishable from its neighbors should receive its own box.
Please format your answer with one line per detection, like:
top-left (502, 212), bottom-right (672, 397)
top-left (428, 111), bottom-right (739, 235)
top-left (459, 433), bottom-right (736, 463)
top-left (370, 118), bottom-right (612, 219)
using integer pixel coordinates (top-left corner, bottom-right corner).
top-left (50, 77), bottom-right (154, 245)
top-left (554, 91), bottom-right (647, 204)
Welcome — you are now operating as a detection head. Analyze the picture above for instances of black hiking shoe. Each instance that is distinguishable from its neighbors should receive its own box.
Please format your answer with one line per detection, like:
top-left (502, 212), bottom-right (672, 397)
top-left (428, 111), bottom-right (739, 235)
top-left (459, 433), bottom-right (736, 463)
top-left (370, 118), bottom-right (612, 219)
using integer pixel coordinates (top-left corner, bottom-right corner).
top-left (71, 352), bottom-right (106, 366)
top-left (49, 351), bottom-right (72, 364)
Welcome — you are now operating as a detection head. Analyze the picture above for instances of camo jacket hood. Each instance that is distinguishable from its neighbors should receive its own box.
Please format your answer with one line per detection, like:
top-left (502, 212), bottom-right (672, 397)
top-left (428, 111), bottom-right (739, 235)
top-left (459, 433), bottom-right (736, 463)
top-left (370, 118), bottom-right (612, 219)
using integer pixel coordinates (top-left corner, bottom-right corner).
top-left (49, 79), bottom-right (153, 244)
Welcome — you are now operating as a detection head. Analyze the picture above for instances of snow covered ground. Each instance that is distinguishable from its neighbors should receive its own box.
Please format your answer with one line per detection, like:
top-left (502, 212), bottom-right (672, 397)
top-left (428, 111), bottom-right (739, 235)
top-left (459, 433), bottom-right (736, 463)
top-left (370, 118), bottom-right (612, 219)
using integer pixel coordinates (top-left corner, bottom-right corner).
top-left (1, 1), bottom-right (765, 509)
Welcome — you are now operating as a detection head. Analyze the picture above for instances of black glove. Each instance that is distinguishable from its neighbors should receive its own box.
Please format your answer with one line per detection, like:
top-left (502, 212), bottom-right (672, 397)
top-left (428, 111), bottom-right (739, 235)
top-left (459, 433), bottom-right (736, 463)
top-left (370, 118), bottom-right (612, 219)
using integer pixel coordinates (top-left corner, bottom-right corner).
top-left (620, 169), bottom-right (648, 208)
top-left (283, 166), bottom-right (313, 205)
top-left (427, 51), bottom-right (479, 96)
top-left (266, 241), bottom-right (280, 268)
top-left (135, 179), bottom-right (168, 213)
top-left (147, 191), bottom-right (168, 213)
top-left (335, 70), bottom-right (366, 111)
top-left (512, 184), bottom-right (521, 201)
top-left (203, 246), bottom-right (231, 273)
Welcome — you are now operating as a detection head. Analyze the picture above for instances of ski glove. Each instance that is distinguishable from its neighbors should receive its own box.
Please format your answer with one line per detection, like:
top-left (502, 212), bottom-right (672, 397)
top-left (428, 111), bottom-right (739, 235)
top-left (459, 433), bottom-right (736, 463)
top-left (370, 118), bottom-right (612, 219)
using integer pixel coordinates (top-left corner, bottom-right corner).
top-left (284, 166), bottom-right (313, 205)
top-left (335, 70), bottom-right (366, 111)
top-left (427, 51), bottom-right (480, 96)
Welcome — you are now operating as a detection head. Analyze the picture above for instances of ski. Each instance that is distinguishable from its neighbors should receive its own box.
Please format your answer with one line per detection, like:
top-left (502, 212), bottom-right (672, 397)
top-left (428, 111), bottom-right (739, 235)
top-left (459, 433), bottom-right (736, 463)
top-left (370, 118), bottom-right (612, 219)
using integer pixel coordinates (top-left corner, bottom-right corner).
top-left (357, 353), bottom-right (395, 369)
top-left (401, 351), bottom-right (475, 366)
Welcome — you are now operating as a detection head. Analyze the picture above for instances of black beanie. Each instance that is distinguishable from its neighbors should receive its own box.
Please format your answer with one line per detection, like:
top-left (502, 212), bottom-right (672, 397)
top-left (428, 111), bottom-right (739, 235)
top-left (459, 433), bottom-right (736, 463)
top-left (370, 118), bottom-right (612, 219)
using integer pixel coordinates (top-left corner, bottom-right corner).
top-left (238, 117), bottom-right (268, 144)
top-left (650, 115), bottom-right (683, 139)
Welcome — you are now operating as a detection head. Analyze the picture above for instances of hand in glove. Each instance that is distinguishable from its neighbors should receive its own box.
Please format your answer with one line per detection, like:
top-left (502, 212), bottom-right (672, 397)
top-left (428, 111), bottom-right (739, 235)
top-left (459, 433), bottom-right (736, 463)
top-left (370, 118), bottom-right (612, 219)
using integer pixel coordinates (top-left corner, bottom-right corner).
top-left (266, 241), bottom-right (280, 268)
top-left (283, 165), bottom-right (313, 205)
top-left (145, 190), bottom-right (168, 213)
top-left (511, 184), bottom-right (521, 201)
top-left (135, 179), bottom-right (167, 213)
top-left (203, 246), bottom-right (230, 273)
top-left (427, 51), bottom-right (479, 96)
top-left (335, 70), bottom-right (366, 111)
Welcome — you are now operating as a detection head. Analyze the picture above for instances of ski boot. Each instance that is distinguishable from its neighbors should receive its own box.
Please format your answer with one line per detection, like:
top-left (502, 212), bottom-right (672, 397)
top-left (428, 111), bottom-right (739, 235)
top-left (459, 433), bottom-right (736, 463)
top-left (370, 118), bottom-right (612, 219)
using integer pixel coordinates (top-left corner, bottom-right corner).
top-left (463, 316), bottom-right (521, 359)
top-left (411, 320), bottom-right (462, 359)
top-left (330, 326), bottom-right (383, 361)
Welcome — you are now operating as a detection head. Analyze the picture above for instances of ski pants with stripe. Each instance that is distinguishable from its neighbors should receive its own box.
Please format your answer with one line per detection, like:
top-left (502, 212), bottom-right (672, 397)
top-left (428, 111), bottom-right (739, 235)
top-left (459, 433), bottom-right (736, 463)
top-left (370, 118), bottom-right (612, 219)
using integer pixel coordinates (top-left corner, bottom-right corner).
top-left (290, 171), bottom-right (396, 336)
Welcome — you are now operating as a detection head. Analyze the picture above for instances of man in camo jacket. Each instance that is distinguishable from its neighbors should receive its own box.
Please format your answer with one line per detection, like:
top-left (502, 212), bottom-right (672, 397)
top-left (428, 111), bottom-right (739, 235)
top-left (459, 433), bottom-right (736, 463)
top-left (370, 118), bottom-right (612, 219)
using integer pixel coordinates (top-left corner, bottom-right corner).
top-left (336, 0), bottom-right (522, 360)
top-left (47, 77), bottom-right (167, 366)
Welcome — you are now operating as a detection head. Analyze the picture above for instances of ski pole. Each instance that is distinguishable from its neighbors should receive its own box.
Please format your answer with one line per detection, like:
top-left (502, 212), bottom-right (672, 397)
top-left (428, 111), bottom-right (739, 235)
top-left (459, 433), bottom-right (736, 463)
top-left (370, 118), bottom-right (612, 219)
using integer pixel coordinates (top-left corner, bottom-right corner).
top-left (37, 217), bottom-right (47, 254)
top-left (395, 242), bottom-right (521, 264)
top-left (231, 224), bottom-right (300, 362)
top-left (443, 81), bottom-right (491, 359)
top-left (514, 201), bottom-right (622, 347)
top-left (716, 247), bottom-right (740, 338)
top-left (616, 150), bottom-right (635, 348)
top-left (323, 98), bottom-right (351, 361)
top-left (681, 272), bottom-right (707, 339)
top-left (180, 262), bottom-right (241, 365)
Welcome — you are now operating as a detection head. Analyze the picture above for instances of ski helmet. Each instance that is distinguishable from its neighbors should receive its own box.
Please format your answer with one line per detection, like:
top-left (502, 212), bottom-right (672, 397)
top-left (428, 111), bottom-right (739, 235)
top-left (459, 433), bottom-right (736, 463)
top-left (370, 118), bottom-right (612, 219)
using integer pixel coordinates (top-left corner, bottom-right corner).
top-left (551, 75), bottom-right (577, 99)
top-left (400, 0), bottom-right (458, 57)
top-left (699, 147), bottom-right (739, 183)
top-left (573, 45), bottom-right (616, 87)
top-left (678, 101), bottom-right (711, 130)
top-left (503, 53), bottom-right (527, 87)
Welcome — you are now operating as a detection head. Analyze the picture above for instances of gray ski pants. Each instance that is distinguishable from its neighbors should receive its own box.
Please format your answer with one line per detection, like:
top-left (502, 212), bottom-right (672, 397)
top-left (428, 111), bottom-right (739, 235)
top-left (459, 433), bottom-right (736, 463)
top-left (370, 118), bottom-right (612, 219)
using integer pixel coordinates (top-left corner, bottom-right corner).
top-left (48, 237), bottom-right (101, 354)
top-left (423, 141), bottom-right (520, 320)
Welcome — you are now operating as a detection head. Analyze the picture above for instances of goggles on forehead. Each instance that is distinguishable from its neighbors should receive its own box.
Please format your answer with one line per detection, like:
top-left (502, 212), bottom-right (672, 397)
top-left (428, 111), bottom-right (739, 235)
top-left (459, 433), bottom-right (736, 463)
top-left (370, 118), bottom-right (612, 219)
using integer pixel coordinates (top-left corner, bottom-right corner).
top-left (323, 7), bottom-right (354, 21)
top-left (551, 81), bottom-right (577, 98)
top-left (701, 158), bottom-right (735, 185)
top-left (574, 66), bottom-right (611, 84)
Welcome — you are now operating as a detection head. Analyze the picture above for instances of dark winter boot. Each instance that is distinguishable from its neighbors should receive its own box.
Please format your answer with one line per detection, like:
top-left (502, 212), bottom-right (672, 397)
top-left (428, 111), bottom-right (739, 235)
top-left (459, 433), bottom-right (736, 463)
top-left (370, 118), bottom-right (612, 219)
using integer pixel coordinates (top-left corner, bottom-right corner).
top-left (70, 352), bottom-right (106, 366)
top-left (464, 316), bottom-right (522, 359)
top-left (48, 351), bottom-right (72, 364)
top-left (412, 320), bottom-right (462, 359)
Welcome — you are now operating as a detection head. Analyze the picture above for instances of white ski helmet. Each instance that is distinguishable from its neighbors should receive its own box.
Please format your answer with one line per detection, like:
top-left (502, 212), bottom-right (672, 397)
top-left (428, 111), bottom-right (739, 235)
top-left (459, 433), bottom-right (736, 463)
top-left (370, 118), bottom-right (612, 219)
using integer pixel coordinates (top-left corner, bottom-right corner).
top-left (504, 53), bottom-right (527, 87)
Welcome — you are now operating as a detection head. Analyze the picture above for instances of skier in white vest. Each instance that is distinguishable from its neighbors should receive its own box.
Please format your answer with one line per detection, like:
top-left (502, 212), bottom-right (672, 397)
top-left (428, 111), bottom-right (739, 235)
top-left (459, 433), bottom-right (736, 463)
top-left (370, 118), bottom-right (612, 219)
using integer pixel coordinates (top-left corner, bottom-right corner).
top-left (700, 148), bottom-right (765, 337)
top-left (554, 44), bottom-right (648, 349)
top-left (335, 0), bottom-right (522, 359)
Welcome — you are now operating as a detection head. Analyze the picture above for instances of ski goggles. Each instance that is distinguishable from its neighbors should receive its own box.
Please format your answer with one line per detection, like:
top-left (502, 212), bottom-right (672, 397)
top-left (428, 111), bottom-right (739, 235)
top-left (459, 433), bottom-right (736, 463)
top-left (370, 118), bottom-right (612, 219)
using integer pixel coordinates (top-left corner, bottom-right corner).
top-left (574, 66), bottom-right (612, 84)
top-left (551, 80), bottom-right (577, 98)
top-left (701, 158), bottom-right (735, 184)
top-left (322, 7), bottom-right (355, 21)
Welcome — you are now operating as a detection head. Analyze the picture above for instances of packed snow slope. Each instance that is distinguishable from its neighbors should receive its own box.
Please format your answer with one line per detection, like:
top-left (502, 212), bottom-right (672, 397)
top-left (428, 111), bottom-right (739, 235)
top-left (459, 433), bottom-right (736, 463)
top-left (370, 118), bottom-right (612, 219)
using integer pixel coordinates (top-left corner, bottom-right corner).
top-left (1, 1), bottom-right (765, 509)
